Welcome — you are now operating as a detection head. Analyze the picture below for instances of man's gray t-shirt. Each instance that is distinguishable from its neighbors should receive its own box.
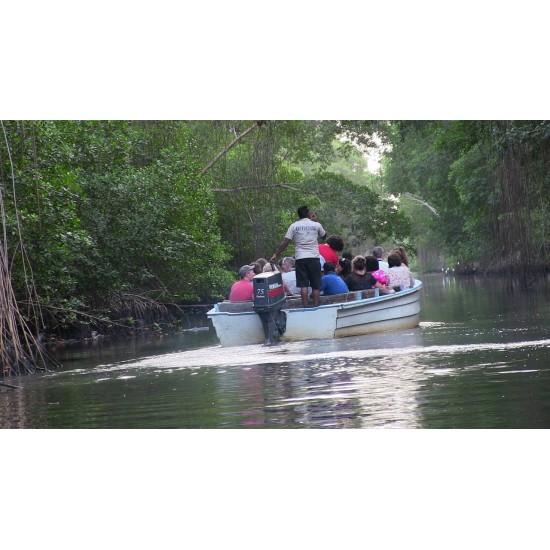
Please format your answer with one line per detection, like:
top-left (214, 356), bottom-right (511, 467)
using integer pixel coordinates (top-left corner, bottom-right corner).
top-left (284, 218), bottom-right (326, 260)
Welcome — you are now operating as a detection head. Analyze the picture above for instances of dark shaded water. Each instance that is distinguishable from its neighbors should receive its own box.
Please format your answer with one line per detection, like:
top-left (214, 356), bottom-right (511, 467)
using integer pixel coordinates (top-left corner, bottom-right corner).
top-left (2, 274), bottom-right (550, 428)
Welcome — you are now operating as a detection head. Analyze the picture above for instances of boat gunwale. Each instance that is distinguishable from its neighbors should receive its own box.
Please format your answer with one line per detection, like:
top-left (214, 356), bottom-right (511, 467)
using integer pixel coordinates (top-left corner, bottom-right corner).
top-left (207, 280), bottom-right (422, 317)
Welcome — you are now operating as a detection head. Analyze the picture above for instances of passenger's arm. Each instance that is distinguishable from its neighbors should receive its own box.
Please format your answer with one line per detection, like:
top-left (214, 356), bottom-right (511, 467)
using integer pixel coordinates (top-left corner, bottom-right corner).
top-left (375, 281), bottom-right (395, 294)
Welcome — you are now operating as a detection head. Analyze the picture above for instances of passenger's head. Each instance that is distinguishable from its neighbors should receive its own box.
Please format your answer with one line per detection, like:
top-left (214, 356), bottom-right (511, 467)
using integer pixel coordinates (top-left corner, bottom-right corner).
top-left (253, 258), bottom-right (268, 274)
top-left (323, 261), bottom-right (336, 274)
top-left (365, 255), bottom-right (379, 272)
top-left (238, 264), bottom-right (255, 280)
top-left (372, 246), bottom-right (384, 260)
top-left (395, 246), bottom-right (409, 266)
top-left (337, 258), bottom-right (352, 277)
top-left (387, 253), bottom-right (401, 268)
top-left (281, 256), bottom-right (295, 272)
top-left (342, 251), bottom-right (352, 261)
top-left (326, 235), bottom-right (344, 252)
top-left (352, 255), bottom-right (366, 271)
top-left (297, 205), bottom-right (310, 219)
top-left (251, 262), bottom-right (262, 275)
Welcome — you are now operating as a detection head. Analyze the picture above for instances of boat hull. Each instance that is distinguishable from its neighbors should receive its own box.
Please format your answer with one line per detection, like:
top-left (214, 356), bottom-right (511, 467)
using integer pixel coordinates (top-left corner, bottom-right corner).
top-left (207, 280), bottom-right (423, 347)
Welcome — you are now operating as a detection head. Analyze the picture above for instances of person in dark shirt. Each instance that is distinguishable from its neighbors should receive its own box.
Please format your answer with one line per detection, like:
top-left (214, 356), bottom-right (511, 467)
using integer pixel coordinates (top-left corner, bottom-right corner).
top-left (344, 255), bottom-right (395, 293)
top-left (336, 257), bottom-right (352, 279)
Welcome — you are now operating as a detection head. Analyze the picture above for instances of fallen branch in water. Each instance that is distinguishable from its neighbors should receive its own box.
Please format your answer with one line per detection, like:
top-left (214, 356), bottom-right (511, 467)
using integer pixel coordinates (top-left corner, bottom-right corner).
top-left (25, 292), bottom-right (191, 334)
top-left (0, 380), bottom-right (21, 390)
top-left (21, 301), bottom-right (129, 329)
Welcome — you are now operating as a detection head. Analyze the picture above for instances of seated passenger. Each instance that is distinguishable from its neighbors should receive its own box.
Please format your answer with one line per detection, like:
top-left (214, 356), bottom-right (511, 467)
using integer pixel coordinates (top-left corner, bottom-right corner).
top-left (365, 255), bottom-right (389, 286)
top-left (395, 246), bottom-right (410, 267)
top-left (252, 258), bottom-right (268, 275)
top-left (280, 256), bottom-right (311, 296)
top-left (320, 262), bottom-right (349, 296)
top-left (263, 261), bottom-right (292, 295)
top-left (319, 235), bottom-right (344, 266)
top-left (229, 265), bottom-right (255, 302)
top-left (336, 257), bottom-right (352, 279)
top-left (344, 255), bottom-right (395, 294)
top-left (387, 253), bottom-right (413, 290)
top-left (372, 246), bottom-right (389, 272)
top-left (394, 245), bottom-right (414, 287)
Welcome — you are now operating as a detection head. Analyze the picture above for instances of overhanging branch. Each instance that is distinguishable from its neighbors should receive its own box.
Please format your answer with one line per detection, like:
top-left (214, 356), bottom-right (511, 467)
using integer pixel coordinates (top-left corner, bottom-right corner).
top-left (200, 121), bottom-right (264, 176)
top-left (211, 183), bottom-right (302, 193)
top-left (402, 192), bottom-right (440, 216)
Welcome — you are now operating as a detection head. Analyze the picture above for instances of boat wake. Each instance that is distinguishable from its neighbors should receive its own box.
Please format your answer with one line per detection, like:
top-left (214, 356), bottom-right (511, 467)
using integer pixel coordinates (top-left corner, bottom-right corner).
top-left (59, 337), bottom-right (550, 375)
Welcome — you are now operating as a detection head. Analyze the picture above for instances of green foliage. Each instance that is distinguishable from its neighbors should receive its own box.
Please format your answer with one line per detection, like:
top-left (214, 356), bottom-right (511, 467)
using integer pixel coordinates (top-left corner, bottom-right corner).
top-left (382, 120), bottom-right (550, 273)
top-left (0, 121), bottom-right (232, 330)
top-left (302, 171), bottom-right (411, 254)
top-left (79, 146), bottom-right (231, 302)
top-left (5, 115), bottom-right (549, 337)
top-left (383, 121), bottom-right (464, 269)
top-left (190, 121), bottom-right (333, 266)
top-left (188, 121), bottom-right (410, 268)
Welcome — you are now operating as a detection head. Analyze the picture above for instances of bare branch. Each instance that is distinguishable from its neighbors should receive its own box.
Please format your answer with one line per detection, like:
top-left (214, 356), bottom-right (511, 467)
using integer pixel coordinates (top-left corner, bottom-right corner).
top-left (200, 121), bottom-right (264, 176)
top-left (402, 192), bottom-right (440, 216)
top-left (211, 183), bottom-right (302, 193)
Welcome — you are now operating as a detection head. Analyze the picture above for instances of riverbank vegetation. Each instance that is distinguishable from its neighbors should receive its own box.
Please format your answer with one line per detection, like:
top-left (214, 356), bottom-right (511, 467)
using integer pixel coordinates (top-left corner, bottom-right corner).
top-left (1, 119), bottom-right (550, 354)
top-left (383, 121), bottom-right (550, 276)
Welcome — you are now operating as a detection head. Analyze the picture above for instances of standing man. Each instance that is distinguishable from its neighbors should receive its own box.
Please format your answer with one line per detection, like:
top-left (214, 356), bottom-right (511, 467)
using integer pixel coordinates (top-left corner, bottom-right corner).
top-left (270, 205), bottom-right (326, 307)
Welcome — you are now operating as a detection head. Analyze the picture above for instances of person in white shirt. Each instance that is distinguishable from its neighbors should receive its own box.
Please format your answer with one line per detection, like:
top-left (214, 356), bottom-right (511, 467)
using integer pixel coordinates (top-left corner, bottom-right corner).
top-left (280, 256), bottom-right (312, 296)
top-left (280, 257), bottom-right (299, 294)
top-left (372, 246), bottom-right (389, 273)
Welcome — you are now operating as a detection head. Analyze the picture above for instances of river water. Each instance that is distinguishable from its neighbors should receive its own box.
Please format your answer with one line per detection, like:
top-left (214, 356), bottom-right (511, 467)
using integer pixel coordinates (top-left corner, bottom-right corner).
top-left (2, 273), bottom-right (550, 429)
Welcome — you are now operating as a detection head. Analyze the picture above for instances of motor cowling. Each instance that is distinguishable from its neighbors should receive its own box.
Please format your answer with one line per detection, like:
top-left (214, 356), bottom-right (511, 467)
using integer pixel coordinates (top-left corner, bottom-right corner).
top-left (252, 272), bottom-right (287, 345)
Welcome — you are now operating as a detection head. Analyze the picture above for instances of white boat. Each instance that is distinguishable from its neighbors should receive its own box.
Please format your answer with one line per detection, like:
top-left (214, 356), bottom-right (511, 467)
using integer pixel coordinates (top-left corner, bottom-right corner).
top-left (207, 280), bottom-right (423, 347)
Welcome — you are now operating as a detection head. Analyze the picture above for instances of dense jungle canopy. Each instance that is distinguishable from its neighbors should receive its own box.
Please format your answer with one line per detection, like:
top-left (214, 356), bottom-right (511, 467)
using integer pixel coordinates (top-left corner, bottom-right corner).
top-left (1, 120), bottom-right (550, 342)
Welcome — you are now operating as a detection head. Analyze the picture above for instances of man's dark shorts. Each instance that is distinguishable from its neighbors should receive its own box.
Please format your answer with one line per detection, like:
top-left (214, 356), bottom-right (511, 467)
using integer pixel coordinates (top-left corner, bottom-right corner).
top-left (295, 257), bottom-right (322, 290)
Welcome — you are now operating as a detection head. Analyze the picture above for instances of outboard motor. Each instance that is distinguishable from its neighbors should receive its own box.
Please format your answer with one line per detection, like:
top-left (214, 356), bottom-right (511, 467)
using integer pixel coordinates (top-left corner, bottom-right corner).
top-left (253, 271), bottom-right (287, 346)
